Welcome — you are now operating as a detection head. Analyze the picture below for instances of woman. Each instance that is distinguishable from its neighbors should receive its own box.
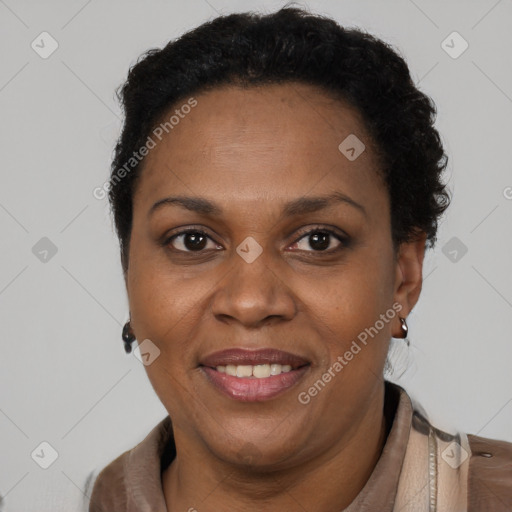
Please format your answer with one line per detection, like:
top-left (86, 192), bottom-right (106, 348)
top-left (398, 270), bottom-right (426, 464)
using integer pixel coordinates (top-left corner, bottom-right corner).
top-left (86, 6), bottom-right (512, 511)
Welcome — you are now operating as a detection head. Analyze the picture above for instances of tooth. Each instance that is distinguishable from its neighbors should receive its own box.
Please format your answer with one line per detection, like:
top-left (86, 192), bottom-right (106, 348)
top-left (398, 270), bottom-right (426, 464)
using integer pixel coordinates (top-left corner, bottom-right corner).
top-left (270, 364), bottom-right (282, 375)
top-left (226, 365), bottom-right (237, 376)
top-left (236, 365), bottom-right (253, 378)
top-left (215, 363), bottom-right (295, 377)
top-left (253, 364), bottom-right (271, 378)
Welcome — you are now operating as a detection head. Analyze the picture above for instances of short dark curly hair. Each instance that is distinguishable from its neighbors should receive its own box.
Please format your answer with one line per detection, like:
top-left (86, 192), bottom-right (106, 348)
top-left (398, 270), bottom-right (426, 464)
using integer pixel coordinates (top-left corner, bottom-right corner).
top-left (108, 4), bottom-right (451, 274)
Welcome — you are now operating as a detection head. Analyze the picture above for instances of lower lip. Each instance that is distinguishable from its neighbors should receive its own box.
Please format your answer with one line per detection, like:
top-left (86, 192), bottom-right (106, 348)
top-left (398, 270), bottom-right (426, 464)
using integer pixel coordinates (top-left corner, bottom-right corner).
top-left (200, 365), bottom-right (310, 402)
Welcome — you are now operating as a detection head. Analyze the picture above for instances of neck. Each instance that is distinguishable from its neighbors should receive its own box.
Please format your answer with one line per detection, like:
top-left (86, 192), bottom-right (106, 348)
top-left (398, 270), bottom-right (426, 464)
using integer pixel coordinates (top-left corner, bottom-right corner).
top-left (162, 384), bottom-right (388, 512)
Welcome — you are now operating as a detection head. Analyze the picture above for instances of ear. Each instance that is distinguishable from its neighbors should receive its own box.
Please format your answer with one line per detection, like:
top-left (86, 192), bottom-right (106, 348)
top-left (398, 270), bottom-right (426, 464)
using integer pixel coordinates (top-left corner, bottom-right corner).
top-left (392, 231), bottom-right (427, 338)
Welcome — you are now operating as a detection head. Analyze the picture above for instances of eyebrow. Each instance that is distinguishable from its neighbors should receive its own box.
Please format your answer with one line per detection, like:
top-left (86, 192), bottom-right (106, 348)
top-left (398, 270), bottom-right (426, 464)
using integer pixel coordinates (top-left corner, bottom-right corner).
top-left (148, 191), bottom-right (367, 219)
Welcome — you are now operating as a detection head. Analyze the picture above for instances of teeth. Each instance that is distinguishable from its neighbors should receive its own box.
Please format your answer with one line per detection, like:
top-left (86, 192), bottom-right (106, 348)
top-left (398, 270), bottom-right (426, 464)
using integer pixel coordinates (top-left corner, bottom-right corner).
top-left (253, 364), bottom-right (271, 378)
top-left (216, 363), bottom-right (293, 378)
top-left (236, 365), bottom-right (253, 378)
top-left (270, 364), bottom-right (282, 375)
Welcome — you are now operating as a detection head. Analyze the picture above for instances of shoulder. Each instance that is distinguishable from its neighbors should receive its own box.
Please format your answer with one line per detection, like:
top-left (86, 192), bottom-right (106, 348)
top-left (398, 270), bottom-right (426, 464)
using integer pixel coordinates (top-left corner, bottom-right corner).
top-left (86, 416), bottom-right (173, 511)
top-left (87, 451), bottom-right (130, 512)
top-left (402, 386), bottom-right (512, 511)
top-left (467, 433), bottom-right (512, 511)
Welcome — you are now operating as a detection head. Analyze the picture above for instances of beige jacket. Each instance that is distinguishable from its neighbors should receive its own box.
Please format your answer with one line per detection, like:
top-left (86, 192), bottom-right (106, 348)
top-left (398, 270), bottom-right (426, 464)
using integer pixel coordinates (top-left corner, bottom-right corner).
top-left (86, 382), bottom-right (512, 511)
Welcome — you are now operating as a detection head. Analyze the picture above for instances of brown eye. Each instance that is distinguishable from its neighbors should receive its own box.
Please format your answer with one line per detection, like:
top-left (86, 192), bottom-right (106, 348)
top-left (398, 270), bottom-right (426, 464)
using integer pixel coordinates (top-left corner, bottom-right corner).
top-left (166, 230), bottom-right (221, 252)
top-left (289, 228), bottom-right (348, 253)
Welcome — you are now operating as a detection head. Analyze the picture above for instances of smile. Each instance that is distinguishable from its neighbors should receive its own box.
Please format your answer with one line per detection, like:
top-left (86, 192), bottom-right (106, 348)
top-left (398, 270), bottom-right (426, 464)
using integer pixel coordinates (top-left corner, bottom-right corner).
top-left (200, 364), bottom-right (310, 401)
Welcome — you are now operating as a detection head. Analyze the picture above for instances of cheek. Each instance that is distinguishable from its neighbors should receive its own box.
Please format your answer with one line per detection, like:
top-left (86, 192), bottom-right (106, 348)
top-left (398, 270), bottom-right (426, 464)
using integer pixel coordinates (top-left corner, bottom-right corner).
top-left (127, 233), bottom-right (193, 333)
top-left (126, 268), bottom-right (190, 370)
top-left (128, 266), bottom-right (208, 414)
top-left (130, 276), bottom-right (203, 352)
top-left (301, 254), bottom-right (394, 359)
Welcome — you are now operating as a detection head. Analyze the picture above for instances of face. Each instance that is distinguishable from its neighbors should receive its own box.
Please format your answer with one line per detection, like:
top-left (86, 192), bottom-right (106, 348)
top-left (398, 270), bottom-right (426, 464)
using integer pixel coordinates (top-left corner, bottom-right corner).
top-left (125, 82), bottom-right (424, 469)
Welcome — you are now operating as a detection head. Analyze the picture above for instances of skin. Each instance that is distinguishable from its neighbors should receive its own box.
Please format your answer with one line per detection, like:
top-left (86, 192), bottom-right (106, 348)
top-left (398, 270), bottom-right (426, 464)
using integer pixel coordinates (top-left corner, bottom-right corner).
top-left (125, 82), bottom-right (426, 512)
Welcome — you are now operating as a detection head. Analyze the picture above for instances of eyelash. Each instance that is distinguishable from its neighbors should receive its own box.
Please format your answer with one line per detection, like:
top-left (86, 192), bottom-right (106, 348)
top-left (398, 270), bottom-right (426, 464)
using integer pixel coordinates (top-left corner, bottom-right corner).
top-left (162, 225), bottom-right (349, 255)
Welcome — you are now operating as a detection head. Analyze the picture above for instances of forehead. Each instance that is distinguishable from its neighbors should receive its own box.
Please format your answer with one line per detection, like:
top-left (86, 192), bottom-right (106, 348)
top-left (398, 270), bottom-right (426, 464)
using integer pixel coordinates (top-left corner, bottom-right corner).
top-left (132, 83), bottom-right (386, 215)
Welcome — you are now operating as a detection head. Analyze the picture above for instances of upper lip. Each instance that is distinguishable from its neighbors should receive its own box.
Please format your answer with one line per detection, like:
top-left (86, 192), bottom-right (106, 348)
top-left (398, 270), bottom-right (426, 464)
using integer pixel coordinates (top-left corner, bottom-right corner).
top-left (199, 348), bottom-right (310, 369)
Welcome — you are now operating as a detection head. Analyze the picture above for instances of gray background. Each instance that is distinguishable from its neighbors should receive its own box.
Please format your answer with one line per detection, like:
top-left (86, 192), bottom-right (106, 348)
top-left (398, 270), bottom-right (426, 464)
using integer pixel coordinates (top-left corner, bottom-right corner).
top-left (1, 0), bottom-right (511, 510)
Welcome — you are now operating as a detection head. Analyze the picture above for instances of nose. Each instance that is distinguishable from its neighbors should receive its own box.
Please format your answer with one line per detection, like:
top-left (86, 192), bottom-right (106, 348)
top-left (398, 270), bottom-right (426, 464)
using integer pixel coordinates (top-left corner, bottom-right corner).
top-left (210, 248), bottom-right (297, 328)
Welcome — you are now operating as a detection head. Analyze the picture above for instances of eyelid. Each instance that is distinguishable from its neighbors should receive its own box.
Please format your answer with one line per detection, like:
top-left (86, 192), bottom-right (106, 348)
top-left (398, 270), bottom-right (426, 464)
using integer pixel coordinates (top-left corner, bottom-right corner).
top-left (163, 225), bottom-right (220, 251)
top-left (292, 224), bottom-right (349, 242)
top-left (163, 224), bottom-right (349, 254)
top-left (289, 225), bottom-right (349, 253)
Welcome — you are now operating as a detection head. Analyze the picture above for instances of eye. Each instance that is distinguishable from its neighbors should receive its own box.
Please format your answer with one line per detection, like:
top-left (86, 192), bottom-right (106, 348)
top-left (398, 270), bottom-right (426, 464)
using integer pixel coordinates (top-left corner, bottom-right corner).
top-left (163, 226), bottom-right (349, 255)
top-left (164, 229), bottom-right (222, 253)
top-left (289, 227), bottom-right (348, 253)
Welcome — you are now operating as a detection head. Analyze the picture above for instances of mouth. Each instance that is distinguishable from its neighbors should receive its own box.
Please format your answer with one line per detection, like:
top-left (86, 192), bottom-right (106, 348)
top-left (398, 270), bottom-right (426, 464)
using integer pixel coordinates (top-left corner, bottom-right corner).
top-left (198, 348), bottom-right (311, 402)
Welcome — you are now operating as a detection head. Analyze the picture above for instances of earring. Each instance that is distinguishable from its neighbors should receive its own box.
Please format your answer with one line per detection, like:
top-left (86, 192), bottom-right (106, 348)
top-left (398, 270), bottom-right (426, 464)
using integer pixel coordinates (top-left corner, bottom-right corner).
top-left (398, 316), bottom-right (409, 346)
top-left (122, 321), bottom-right (136, 354)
